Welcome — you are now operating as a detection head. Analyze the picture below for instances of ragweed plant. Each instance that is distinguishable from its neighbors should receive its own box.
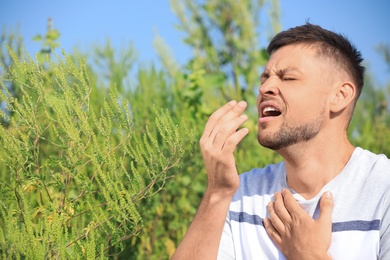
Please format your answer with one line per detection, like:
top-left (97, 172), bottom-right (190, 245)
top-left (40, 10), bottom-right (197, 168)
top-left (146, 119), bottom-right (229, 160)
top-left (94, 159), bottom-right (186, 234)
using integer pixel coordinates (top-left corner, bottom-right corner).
top-left (0, 47), bottom-right (189, 259)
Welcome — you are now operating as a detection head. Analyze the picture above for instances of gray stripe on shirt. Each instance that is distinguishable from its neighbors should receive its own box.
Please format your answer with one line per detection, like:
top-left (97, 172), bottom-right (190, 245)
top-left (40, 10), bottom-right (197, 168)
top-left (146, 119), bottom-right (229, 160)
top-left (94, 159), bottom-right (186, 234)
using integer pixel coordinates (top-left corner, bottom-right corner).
top-left (229, 211), bottom-right (380, 232)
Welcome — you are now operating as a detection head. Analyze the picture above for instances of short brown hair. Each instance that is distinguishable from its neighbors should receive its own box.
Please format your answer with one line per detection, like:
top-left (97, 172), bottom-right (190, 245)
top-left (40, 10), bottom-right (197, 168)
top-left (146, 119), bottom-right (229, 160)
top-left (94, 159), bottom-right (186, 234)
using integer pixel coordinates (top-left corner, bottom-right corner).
top-left (267, 23), bottom-right (365, 101)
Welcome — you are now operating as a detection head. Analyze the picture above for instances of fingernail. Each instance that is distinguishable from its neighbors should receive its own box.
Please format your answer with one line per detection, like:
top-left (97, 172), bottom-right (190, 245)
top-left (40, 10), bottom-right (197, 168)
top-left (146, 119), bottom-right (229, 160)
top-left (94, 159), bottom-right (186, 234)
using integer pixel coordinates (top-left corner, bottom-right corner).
top-left (324, 191), bottom-right (333, 199)
top-left (240, 114), bottom-right (248, 120)
top-left (238, 101), bottom-right (247, 107)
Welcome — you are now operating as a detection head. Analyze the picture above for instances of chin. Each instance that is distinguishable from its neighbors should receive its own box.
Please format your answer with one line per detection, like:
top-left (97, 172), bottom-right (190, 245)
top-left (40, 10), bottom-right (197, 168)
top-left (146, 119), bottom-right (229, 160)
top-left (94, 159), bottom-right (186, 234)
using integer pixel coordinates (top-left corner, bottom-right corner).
top-left (257, 132), bottom-right (285, 151)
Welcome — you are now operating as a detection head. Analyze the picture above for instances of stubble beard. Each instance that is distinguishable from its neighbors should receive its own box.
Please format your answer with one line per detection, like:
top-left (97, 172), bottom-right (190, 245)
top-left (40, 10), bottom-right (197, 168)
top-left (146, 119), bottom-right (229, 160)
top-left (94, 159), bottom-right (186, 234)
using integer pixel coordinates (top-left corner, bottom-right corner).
top-left (257, 113), bottom-right (324, 151)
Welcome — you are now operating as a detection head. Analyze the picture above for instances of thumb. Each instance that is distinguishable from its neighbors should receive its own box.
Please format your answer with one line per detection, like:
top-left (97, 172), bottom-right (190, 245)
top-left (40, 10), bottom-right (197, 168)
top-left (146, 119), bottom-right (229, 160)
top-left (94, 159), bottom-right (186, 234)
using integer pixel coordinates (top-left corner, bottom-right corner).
top-left (317, 191), bottom-right (334, 226)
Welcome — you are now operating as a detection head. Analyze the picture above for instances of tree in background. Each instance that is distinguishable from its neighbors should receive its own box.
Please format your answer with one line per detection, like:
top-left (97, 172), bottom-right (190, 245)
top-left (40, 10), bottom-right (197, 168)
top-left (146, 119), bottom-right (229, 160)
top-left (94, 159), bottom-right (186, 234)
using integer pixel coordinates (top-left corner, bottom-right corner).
top-left (32, 17), bottom-right (61, 63)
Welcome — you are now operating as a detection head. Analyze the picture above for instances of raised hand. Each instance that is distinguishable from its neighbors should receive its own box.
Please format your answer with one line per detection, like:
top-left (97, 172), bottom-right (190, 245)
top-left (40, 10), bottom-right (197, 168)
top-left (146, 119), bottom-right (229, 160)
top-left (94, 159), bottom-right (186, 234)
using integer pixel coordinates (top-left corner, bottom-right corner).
top-left (264, 189), bottom-right (333, 260)
top-left (172, 101), bottom-right (249, 260)
top-left (200, 100), bottom-right (249, 199)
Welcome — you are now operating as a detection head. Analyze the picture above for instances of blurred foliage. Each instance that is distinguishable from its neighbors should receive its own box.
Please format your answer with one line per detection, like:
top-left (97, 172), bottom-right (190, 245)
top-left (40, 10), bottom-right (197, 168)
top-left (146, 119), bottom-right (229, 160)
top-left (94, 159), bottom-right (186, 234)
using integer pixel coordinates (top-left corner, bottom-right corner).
top-left (169, 0), bottom-right (277, 106)
top-left (1, 0), bottom-right (390, 259)
top-left (377, 44), bottom-right (390, 66)
top-left (0, 25), bottom-right (23, 124)
top-left (92, 38), bottom-right (137, 93)
top-left (32, 17), bottom-right (61, 64)
top-left (348, 44), bottom-right (390, 154)
top-left (0, 32), bottom-right (190, 259)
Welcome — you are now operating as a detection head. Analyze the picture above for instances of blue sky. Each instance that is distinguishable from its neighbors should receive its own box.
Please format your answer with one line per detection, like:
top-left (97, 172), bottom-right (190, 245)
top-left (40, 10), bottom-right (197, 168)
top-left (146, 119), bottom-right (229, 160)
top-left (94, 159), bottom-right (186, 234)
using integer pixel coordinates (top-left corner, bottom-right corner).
top-left (1, 0), bottom-right (389, 85)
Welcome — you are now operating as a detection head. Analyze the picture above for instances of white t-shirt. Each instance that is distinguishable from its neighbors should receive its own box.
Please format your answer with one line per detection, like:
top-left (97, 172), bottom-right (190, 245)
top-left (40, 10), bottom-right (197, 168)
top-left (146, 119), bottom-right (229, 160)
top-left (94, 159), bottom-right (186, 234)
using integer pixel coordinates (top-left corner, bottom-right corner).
top-left (218, 147), bottom-right (390, 259)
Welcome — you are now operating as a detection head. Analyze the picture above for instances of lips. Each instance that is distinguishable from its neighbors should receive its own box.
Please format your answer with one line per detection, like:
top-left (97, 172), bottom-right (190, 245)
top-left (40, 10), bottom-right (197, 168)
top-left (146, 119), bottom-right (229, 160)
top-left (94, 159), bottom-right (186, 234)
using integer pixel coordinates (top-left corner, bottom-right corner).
top-left (259, 101), bottom-right (282, 118)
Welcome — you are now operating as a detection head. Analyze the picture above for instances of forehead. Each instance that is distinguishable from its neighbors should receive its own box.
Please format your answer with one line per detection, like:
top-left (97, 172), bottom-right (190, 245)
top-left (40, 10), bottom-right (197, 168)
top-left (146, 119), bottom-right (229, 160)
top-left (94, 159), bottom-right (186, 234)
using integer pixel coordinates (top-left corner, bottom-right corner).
top-left (264, 44), bottom-right (326, 72)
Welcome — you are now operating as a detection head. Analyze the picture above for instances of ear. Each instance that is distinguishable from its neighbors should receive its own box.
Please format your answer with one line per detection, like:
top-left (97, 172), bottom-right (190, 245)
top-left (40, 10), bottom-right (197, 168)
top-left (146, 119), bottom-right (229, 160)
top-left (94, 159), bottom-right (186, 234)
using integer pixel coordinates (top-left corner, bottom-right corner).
top-left (330, 82), bottom-right (356, 113)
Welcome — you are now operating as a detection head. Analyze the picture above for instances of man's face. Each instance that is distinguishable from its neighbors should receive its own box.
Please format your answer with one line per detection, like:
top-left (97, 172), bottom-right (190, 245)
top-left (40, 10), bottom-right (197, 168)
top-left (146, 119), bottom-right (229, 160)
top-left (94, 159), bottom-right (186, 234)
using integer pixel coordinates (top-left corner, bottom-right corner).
top-left (257, 44), bottom-right (331, 150)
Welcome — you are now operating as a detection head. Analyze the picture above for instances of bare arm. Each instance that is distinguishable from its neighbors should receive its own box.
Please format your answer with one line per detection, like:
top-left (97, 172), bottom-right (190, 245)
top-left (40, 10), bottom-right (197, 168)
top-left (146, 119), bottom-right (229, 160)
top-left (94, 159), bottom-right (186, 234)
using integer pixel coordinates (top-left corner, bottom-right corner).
top-left (172, 100), bottom-right (249, 260)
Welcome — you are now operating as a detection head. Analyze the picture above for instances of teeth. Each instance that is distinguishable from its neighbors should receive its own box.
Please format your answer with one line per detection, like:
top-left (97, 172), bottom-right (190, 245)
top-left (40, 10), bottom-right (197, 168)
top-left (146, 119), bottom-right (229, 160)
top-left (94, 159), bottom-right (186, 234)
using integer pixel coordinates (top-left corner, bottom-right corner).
top-left (263, 107), bottom-right (277, 114)
top-left (262, 106), bottom-right (281, 117)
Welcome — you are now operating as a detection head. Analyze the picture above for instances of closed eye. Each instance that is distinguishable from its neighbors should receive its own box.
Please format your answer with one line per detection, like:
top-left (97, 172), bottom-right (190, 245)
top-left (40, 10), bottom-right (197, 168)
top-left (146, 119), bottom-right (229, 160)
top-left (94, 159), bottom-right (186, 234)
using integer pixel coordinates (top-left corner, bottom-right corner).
top-left (282, 77), bottom-right (296, 81)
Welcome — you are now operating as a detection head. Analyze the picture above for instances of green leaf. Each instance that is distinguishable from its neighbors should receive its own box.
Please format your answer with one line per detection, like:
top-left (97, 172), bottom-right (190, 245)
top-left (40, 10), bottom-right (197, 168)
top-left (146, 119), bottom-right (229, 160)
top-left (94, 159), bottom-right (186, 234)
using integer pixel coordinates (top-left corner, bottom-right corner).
top-left (32, 34), bottom-right (42, 41)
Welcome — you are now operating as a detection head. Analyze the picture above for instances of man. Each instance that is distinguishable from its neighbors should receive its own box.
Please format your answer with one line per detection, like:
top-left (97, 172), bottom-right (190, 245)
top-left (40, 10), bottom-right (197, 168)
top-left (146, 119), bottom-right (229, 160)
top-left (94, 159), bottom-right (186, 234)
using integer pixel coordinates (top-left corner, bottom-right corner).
top-left (172, 23), bottom-right (390, 259)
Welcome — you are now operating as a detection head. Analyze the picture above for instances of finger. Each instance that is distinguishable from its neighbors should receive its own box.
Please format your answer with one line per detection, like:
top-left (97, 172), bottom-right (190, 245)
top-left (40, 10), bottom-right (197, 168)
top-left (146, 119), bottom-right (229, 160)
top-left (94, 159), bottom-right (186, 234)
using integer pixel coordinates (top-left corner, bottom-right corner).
top-left (273, 191), bottom-right (292, 223)
top-left (207, 101), bottom-right (247, 142)
top-left (213, 113), bottom-right (248, 150)
top-left (317, 191), bottom-right (333, 227)
top-left (267, 201), bottom-right (286, 235)
top-left (264, 218), bottom-right (282, 246)
top-left (281, 189), bottom-right (307, 219)
top-left (201, 100), bottom-right (237, 142)
top-left (220, 127), bottom-right (249, 154)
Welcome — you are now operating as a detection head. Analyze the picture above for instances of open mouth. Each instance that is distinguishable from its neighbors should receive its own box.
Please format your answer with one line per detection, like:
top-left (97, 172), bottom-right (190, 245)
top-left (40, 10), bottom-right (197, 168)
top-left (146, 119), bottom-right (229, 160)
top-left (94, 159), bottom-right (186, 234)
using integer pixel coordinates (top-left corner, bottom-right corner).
top-left (262, 106), bottom-right (282, 117)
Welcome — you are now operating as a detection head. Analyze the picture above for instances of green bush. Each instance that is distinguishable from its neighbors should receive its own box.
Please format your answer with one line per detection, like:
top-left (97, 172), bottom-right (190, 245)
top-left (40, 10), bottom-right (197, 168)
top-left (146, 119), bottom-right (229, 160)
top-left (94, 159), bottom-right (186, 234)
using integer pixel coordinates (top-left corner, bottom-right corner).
top-left (0, 47), bottom-right (191, 259)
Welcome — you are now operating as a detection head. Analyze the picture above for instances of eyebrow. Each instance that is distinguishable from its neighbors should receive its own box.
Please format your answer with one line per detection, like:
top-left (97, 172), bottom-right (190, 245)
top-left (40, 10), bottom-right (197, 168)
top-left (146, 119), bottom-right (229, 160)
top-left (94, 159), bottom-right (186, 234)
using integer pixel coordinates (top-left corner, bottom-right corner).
top-left (261, 67), bottom-right (303, 79)
top-left (260, 71), bottom-right (270, 80)
top-left (277, 67), bottom-right (302, 76)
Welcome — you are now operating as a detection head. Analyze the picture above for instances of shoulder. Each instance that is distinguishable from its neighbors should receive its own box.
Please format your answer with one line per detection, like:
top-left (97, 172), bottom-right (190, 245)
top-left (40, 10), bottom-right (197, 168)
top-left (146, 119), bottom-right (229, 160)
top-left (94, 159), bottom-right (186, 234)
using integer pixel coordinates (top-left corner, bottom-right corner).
top-left (353, 147), bottom-right (390, 175)
top-left (239, 162), bottom-right (285, 181)
top-left (234, 162), bottom-right (286, 199)
top-left (350, 147), bottom-right (390, 190)
top-left (355, 147), bottom-right (390, 163)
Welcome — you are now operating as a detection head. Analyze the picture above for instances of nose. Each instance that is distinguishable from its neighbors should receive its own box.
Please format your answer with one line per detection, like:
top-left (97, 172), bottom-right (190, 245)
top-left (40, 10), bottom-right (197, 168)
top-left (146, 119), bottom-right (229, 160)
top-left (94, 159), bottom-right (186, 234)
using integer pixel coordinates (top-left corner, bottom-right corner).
top-left (259, 78), bottom-right (279, 96)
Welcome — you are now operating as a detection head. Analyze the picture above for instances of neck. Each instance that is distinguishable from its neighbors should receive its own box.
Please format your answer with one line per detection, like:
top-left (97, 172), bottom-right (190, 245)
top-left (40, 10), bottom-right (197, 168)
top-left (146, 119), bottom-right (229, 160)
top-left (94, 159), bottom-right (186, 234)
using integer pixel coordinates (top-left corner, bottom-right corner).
top-left (278, 134), bottom-right (355, 199)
